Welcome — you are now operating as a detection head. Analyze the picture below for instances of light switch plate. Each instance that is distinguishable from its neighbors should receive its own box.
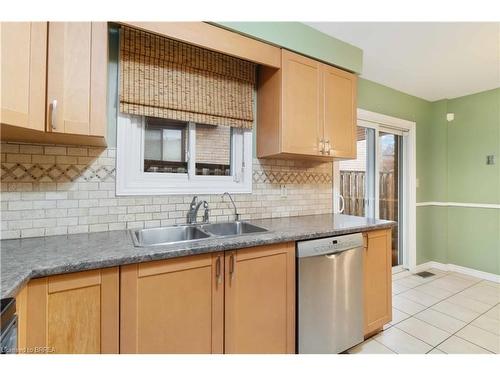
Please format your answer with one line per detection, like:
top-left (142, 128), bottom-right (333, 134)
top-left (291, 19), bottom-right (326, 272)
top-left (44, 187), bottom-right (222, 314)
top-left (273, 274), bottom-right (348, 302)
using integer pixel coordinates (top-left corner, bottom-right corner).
top-left (486, 155), bottom-right (495, 165)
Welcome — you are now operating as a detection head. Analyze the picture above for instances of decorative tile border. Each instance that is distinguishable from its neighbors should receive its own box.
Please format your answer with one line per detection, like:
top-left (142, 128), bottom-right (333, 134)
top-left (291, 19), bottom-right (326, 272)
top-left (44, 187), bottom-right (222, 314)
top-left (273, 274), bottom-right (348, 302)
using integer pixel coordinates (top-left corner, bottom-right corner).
top-left (252, 169), bottom-right (332, 184)
top-left (1, 163), bottom-right (116, 183)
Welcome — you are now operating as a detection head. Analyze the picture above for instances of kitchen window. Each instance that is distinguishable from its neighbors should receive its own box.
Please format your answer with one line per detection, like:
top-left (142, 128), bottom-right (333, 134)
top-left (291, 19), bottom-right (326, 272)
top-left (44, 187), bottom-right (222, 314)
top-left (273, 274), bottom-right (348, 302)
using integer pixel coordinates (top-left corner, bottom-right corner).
top-left (116, 114), bottom-right (252, 195)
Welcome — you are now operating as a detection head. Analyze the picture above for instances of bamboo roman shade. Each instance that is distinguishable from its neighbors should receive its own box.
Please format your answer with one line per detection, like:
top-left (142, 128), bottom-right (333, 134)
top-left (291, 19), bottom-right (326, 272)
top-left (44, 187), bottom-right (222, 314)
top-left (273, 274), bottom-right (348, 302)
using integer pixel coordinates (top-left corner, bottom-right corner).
top-left (119, 26), bottom-right (256, 129)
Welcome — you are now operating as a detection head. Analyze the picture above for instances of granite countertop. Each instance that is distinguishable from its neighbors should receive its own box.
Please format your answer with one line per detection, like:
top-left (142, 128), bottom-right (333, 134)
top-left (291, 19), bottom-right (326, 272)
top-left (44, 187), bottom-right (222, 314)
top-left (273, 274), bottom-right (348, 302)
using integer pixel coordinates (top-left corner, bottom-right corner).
top-left (0, 213), bottom-right (395, 299)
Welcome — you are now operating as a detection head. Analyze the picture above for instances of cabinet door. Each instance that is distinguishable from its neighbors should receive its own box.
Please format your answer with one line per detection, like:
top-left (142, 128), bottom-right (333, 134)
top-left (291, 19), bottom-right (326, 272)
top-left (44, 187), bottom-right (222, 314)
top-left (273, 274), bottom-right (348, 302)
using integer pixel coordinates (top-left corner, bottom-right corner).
top-left (120, 253), bottom-right (224, 354)
top-left (363, 229), bottom-right (392, 336)
top-left (225, 243), bottom-right (295, 353)
top-left (322, 64), bottom-right (357, 159)
top-left (46, 22), bottom-right (107, 137)
top-left (24, 267), bottom-right (119, 354)
top-left (0, 22), bottom-right (46, 131)
top-left (281, 50), bottom-right (321, 156)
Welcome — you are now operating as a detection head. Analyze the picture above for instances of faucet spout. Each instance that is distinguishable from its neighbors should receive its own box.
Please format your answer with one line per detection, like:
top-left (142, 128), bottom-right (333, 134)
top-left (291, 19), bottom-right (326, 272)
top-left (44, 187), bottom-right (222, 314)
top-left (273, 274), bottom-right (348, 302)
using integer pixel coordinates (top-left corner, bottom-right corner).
top-left (221, 192), bottom-right (239, 221)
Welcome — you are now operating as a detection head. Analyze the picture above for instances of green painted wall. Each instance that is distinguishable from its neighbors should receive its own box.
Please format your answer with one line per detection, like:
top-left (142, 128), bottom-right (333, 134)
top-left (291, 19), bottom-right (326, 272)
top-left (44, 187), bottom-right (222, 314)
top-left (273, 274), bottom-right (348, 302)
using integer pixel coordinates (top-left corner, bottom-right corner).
top-left (446, 89), bottom-right (500, 204)
top-left (358, 82), bottom-right (499, 274)
top-left (214, 22), bottom-right (363, 73)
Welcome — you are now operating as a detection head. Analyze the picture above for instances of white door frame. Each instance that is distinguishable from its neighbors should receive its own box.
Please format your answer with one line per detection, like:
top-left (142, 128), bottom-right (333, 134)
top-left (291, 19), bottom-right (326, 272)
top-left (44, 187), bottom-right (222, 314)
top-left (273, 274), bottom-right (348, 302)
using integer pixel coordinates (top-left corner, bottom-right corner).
top-left (333, 109), bottom-right (417, 271)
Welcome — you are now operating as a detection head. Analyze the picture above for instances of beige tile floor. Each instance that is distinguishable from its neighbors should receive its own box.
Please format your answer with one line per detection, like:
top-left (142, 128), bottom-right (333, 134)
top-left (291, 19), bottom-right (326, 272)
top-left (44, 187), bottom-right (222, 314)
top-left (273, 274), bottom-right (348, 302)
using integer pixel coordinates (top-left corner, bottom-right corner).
top-left (349, 268), bottom-right (500, 354)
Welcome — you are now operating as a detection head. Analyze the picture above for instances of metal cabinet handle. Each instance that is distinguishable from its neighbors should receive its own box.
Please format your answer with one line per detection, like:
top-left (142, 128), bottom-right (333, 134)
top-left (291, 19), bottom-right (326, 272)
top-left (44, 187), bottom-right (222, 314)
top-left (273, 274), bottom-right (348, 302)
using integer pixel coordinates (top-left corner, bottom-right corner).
top-left (229, 253), bottom-right (235, 279)
top-left (325, 139), bottom-right (331, 155)
top-left (50, 99), bottom-right (58, 130)
top-left (215, 255), bottom-right (222, 284)
top-left (319, 138), bottom-right (325, 154)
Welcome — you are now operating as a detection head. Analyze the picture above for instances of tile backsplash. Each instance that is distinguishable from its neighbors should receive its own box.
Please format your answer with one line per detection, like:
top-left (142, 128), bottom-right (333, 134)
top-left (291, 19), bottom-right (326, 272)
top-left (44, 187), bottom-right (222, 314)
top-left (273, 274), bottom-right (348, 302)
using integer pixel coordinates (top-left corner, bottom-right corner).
top-left (1, 142), bottom-right (333, 239)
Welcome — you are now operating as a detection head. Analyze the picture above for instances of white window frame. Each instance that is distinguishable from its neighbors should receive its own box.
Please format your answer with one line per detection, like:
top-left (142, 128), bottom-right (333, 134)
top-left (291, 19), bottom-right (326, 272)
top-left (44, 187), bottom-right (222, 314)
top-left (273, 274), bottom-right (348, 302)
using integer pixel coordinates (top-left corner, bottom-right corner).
top-left (116, 114), bottom-right (253, 195)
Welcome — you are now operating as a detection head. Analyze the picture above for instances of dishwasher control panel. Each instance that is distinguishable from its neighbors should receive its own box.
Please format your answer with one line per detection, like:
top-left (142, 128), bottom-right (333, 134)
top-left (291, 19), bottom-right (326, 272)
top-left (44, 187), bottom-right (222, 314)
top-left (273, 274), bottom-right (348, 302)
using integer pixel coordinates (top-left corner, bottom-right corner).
top-left (296, 232), bottom-right (363, 258)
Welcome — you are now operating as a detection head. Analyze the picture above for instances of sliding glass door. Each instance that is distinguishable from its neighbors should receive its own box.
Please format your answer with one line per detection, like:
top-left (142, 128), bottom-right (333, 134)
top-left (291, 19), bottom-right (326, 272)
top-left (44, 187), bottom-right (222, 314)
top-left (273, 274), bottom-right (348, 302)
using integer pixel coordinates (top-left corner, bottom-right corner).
top-left (336, 122), bottom-right (407, 267)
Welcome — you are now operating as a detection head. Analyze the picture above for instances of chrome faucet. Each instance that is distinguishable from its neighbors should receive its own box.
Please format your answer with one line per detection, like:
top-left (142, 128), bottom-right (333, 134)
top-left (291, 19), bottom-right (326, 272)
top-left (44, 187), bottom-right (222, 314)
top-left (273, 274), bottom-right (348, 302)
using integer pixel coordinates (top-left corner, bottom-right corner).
top-left (187, 196), bottom-right (210, 224)
top-left (221, 192), bottom-right (239, 221)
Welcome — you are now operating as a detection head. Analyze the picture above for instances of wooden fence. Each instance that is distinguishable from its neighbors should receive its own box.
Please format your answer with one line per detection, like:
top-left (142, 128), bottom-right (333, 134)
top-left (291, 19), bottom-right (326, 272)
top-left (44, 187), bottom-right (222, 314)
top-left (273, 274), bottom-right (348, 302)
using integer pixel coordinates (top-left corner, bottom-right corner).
top-left (339, 170), bottom-right (398, 222)
top-left (340, 170), bottom-right (399, 265)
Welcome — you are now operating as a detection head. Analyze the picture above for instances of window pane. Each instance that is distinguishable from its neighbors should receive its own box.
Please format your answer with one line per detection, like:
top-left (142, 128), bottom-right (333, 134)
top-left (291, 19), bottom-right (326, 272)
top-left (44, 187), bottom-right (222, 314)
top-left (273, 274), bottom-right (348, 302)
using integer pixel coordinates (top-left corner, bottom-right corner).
top-left (144, 118), bottom-right (188, 173)
top-left (195, 124), bottom-right (232, 176)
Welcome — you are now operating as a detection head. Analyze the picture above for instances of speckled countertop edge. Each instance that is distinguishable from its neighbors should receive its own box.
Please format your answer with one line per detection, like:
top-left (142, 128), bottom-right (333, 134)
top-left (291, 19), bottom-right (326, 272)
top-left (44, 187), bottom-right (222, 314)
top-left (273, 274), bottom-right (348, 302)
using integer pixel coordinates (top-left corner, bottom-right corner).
top-left (1, 214), bottom-right (395, 299)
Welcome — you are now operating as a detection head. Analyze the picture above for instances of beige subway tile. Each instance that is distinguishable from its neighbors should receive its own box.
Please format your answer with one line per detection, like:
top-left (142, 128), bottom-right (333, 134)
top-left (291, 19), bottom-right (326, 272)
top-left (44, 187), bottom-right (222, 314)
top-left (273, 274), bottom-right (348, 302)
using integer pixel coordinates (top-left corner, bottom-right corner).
top-left (1, 192), bottom-right (21, 201)
top-left (46, 191), bottom-right (68, 200)
top-left (67, 147), bottom-right (88, 156)
top-left (88, 147), bottom-right (106, 157)
top-left (9, 220), bottom-right (33, 230)
top-left (67, 208), bottom-right (89, 216)
top-left (135, 213), bottom-right (152, 221)
top-left (98, 215), bottom-right (118, 224)
top-left (8, 201), bottom-right (33, 210)
top-left (89, 207), bottom-right (108, 216)
top-left (99, 199), bottom-right (117, 207)
top-left (45, 226), bottom-right (68, 236)
top-left (79, 216), bottom-right (99, 225)
top-left (144, 220), bottom-right (160, 228)
top-left (45, 208), bottom-right (67, 218)
top-left (126, 221), bottom-right (144, 229)
top-left (1, 230), bottom-right (21, 239)
top-left (89, 223), bottom-right (109, 232)
top-left (108, 222), bottom-right (126, 231)
top-left (19, 145), bottom-right (43, 154)
top-left (20, 209), bottom-right (45, 219)
top-left (57, 217), bottom-right (78, 226)
top-left (57, 200), bottom-right (78, 208)
top-left (79, 199), bottom-right (99, 208)
top-left (32, 218), bottom-right (57, 228)
top-left (68, 225), bottom-right (89, 234)
top-left (118, 214), bottom-right (136, 222)
top-left (56, 155), bottom-right (78, 164)
top-left (128, 206), bottom-right (144, 214)
top-left (108, 206), bottom-right (127, 214)
top-left (21, 192), bottom-right (45, 200)
top-left (45, 146), bottom-right (67, 155)
top-left (32, 155), bottom-right (56, 164)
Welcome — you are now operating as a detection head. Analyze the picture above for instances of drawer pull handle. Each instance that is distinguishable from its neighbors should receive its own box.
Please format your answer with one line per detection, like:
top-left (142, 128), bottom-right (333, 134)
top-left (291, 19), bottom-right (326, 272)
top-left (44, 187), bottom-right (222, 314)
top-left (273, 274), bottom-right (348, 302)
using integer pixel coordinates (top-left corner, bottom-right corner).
top-left (215, 256), bottom-right (222, 284)
top-left (229, 253), bottom-right (235, 279)
top-left (50, 99), bottom-right (58, 130)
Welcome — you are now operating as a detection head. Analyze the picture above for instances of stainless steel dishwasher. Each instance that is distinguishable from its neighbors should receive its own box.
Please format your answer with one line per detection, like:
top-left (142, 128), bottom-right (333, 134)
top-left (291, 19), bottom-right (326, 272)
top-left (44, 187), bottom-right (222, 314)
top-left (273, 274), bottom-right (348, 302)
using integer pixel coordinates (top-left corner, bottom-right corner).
top-left (297, 232), bottom-right (364, 354)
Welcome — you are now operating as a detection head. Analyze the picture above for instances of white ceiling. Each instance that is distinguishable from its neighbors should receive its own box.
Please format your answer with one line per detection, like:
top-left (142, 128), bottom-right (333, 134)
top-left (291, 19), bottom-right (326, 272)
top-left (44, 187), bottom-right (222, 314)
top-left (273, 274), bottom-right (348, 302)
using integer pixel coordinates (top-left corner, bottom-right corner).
top-left (305, 22), bottom-right (500, 101)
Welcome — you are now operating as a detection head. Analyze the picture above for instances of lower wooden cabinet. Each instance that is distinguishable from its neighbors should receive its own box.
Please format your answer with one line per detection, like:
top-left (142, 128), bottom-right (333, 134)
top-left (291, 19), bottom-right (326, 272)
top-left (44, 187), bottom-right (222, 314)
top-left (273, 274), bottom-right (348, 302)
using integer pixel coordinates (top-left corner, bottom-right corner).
top-left (120, 243), bottom-right (295, 354)
top-left (120, 252), bottom-right (224, 354)
top-left (363, 229), bottom-right (392, 337)
top-left (224, 243), bottom-right (295, 354)
top-left (18, 267), bottom-right (119, 354)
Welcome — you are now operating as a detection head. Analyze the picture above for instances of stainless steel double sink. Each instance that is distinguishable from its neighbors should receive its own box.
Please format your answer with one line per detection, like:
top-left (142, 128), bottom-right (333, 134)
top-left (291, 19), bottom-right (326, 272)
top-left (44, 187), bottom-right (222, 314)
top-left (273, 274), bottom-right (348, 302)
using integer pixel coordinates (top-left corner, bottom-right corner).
top-left (131, 221), bottom-right (268, 247)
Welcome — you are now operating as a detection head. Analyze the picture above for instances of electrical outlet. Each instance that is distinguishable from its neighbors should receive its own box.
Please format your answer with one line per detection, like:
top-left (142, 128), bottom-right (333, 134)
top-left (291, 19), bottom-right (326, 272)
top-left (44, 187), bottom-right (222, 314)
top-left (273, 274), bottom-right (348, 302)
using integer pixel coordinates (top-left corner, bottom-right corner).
top-left (280, 184), bottom-right (288, 198)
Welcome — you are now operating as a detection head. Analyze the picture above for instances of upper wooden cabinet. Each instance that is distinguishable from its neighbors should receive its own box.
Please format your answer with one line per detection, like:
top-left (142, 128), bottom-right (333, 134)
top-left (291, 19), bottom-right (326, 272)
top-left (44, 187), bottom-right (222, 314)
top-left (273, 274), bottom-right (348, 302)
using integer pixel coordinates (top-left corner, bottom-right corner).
top-left (0, 22), bottom-right (47, 131)
top-left (46, 22), bottom-right (107, 137)
top-left (258, 49), bottom-right (357, 160)
top-left (363, 229), bottom-right (392, 337)
top-left (18, 267), bottom-right (119, 354)
top-left (0, 22), bottom-right (107, 146)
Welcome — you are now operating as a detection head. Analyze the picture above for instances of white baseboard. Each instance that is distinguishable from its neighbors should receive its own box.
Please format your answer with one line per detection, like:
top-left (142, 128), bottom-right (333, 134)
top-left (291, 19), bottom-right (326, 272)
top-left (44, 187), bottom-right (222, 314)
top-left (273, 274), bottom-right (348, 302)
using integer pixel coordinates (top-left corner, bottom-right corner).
top-left (413, 261), bottom-right (500, 283)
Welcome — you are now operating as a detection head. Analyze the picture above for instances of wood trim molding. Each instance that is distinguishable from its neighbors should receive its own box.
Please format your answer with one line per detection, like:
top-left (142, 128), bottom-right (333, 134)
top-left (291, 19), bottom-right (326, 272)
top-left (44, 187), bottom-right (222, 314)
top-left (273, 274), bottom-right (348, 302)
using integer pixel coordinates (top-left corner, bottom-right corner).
top-left (119, 22), bottom-right (281, 68)
top-left (0, 124), bottom-right (107, 147)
